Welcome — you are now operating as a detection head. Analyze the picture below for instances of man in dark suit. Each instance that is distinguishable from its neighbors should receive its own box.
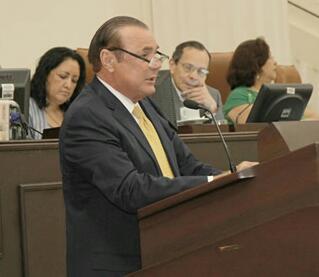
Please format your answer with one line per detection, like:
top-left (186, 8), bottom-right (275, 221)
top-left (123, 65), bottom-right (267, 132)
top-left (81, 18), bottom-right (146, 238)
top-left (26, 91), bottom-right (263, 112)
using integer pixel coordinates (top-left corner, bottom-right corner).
top-left (151, 41), bottom-right (225, 127)
top-left (59, 16), bottom-right (256, 277)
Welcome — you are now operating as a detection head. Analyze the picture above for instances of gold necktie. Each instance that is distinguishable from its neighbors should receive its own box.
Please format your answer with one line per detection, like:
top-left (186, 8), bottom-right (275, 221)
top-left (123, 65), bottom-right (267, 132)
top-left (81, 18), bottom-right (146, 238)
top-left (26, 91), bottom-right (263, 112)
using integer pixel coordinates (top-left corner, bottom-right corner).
top-left (132, 105), bottom-right (174, 178)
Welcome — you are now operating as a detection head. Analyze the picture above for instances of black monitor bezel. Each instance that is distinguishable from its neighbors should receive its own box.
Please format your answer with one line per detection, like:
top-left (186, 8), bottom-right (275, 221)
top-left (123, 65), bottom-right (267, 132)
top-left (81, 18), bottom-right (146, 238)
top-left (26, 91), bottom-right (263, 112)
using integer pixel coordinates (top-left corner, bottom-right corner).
top-left (0, 68), bottom-right (31, 121)
top-left (246, 83), bottom-right (313, 123)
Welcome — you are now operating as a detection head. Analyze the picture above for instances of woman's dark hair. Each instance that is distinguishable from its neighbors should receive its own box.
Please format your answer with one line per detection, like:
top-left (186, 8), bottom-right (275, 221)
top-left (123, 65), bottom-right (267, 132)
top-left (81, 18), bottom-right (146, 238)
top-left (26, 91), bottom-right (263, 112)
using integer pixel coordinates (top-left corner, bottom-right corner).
top-left (227, 38), bottom-right (270, 89)
top-left (31, 47), bottom-right (86, 111)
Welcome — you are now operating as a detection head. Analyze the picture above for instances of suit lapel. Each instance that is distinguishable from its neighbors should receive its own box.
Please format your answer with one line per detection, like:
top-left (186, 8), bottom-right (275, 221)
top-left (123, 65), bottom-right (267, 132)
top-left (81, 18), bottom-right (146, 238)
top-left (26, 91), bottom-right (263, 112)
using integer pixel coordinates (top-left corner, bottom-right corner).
top-left (140, 99), bottom-right (179, 176)
top-left (113, 104), bottom-right (160, 167)
top-left (153, 71), bottom-right (178, 127)
top-left (90, 77), bottom-right (160, 172)
top-left (90, 77), bottom-right (179, 177)
top-left (162, 74), bottom-right (178, 126)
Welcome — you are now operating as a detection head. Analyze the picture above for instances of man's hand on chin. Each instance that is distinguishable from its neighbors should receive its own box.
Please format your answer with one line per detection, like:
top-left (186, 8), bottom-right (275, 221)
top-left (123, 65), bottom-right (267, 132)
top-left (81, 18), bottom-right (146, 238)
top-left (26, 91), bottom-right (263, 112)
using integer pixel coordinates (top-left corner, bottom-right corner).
top-left (182, 85), bottom-right (218, 113)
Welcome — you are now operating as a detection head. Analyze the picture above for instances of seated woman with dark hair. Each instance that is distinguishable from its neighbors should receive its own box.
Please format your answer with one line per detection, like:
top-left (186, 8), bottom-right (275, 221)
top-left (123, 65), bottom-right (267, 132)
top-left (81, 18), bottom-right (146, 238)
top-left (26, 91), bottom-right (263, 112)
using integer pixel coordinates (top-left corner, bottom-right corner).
top-left (29, 47), bottom-right (86, 139)
top-left (223, 38), bottom-right (277, 124)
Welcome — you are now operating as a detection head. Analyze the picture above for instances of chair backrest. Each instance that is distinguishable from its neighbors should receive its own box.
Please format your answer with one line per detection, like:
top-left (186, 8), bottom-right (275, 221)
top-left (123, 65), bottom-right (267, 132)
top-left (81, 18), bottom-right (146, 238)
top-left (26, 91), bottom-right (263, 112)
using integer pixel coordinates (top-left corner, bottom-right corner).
top-left (76, 48), bottom-right (302, 104)
top-left (76, 48), bottom-right (94, 83)
top-left (206, 52), bottom-right (302, 104)
top-left (206, 52), bottom-right (233, 104)
top-left (275, 65), bottom-right (302, 83)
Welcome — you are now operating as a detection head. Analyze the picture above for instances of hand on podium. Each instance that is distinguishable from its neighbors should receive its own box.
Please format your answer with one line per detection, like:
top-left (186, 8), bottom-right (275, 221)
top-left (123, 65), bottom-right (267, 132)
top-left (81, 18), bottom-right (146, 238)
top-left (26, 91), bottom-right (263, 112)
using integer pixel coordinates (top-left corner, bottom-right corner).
top-left (214, 161), bottom-right (259, 180)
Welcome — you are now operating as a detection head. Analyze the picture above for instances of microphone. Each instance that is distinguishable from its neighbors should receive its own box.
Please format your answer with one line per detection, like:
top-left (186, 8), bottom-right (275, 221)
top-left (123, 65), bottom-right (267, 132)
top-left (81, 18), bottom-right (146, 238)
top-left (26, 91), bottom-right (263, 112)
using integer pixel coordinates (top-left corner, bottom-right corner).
top-left (183, 99), bottom-right (237, 173)
top-left (10, 111), bottom-right (22, 124)
top-left (10, 111), bottom-right (43, 137)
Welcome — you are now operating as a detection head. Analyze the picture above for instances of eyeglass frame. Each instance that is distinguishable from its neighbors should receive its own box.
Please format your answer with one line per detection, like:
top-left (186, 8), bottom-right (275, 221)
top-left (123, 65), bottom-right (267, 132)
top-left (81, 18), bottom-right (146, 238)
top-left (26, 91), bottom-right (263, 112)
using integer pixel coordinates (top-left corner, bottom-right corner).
top-left (180, 63), bottom-right (210, 78)
top-left (106, 47), bottom-right (169, 67)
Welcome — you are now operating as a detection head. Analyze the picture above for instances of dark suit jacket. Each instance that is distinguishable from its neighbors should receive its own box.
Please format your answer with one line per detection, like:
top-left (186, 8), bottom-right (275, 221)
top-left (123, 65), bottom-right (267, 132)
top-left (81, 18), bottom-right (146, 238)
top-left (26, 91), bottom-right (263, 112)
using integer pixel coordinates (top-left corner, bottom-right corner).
top-left (151, 70), bottom-right (225, 127)
top-left (59, 77), bottom-right (222, 277)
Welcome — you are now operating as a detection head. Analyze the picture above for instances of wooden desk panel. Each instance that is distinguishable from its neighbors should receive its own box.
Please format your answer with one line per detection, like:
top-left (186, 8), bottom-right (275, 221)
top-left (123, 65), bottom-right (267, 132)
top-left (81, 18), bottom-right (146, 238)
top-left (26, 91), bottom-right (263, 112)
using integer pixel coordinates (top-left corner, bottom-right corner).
top-left (19, 182), bottom-right (65, 277)
top-left (178, 122), bottom-right (268, 134)
top-left (128, 207), bottom-right (319, 277)
top-left (0, 187), bottom-right (2, 259)
top-left (181, 132), bottom-right (259, 170)
top-left (0, 140), bottom-right (61, 277)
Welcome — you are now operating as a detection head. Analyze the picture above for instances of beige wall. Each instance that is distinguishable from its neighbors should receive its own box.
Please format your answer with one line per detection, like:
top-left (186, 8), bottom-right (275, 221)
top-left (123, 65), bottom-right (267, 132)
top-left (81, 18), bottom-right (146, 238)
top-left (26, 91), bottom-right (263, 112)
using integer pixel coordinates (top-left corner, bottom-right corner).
top-left (152, 0), bottom-right (291, 63)
top-left (1, 0), bottom-right (317, 110)
top-left (1, 0), bottom-right (290, 71)
top-left (0, 0), bottom-right (152, 71)
top-left (288, 1), bottom-right (319, 111)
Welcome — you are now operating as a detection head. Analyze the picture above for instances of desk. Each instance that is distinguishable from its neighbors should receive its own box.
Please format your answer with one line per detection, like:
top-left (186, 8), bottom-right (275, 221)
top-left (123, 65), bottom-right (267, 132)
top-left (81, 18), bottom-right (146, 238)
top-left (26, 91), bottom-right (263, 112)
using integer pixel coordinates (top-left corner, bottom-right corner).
top-left (178, 123), bottom-right (268, 170)
top-left (180, 131), bottom-right (259, 170)
top-left (0, 125), bottom-right (263, 277)
top-left (0, 140), bottom-right (62, 277)
top-left (178, 122), bottom-right (268, 134)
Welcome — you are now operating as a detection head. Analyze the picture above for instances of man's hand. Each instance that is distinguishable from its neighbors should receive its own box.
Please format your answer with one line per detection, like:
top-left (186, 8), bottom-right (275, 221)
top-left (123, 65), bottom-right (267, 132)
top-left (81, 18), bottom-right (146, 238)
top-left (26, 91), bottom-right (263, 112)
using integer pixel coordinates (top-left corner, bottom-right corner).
top-left (214, 161), bottom-right (259, 180)
top-left (236, 161), bottom-right (259, 171)
top-left (181, 85), bottom-right (218, 114)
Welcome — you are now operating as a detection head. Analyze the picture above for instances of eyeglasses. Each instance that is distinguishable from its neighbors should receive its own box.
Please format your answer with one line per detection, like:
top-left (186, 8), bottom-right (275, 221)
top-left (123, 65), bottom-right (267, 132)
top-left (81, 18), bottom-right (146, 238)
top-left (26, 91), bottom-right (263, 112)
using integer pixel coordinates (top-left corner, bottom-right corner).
top-left (181, 63), bottom-right (209, 78)
top-left (107, 47), bottom-right (169, 68)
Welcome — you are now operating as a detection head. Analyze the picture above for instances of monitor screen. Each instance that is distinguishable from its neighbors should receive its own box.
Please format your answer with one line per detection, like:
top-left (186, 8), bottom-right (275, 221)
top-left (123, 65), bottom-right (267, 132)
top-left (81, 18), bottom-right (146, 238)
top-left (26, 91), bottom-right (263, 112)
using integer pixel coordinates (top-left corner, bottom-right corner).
top-left (246, 83), bottom-right (313, 123)
top-left (42, 127), bottom-right (60, 139)
top-left (0, 68), bottom-right (30, 120)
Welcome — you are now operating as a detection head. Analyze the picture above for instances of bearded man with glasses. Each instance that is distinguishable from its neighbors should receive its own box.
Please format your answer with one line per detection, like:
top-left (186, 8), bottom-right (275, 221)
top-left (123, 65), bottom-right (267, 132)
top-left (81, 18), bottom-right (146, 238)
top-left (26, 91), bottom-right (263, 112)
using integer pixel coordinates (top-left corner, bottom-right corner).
top-left (152, 40), bottom-right (225, 127)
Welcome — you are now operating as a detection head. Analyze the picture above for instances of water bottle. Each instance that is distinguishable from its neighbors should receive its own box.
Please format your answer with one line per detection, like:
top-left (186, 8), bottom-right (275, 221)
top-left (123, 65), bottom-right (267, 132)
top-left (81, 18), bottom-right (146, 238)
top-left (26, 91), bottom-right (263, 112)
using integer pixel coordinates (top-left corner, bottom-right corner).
top-left (0, 100), bottom-right (26, 140)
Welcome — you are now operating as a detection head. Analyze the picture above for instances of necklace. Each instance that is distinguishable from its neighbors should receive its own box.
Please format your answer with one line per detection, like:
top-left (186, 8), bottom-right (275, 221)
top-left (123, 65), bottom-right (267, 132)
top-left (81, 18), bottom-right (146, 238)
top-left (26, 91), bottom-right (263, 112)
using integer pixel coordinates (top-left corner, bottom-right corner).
top-left (45, 110), bottom-right (63, 127)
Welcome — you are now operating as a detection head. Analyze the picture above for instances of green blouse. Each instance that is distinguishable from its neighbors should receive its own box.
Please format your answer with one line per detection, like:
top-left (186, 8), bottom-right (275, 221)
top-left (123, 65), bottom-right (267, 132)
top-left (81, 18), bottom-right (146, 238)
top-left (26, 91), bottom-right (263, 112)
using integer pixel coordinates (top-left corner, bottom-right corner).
top-left (223, 86), bottom-right (258, 122)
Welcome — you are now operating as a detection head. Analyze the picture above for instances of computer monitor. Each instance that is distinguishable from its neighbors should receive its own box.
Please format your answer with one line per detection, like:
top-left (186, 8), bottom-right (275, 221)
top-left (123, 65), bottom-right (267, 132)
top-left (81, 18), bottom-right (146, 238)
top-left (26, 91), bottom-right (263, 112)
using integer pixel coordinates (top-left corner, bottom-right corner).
top-left (42, 127), bottom-right (60, 139)
top-left (0, 68), bottom-right (31, 120)
top-left (246, 83), bottom-right (313, 123)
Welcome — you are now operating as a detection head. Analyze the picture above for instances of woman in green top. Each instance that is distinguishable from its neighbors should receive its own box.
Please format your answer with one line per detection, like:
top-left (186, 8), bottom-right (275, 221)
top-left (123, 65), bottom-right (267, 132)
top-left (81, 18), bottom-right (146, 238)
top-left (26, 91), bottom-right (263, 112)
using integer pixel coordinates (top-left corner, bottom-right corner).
top-left (223, 38), bottom-right (277, 124)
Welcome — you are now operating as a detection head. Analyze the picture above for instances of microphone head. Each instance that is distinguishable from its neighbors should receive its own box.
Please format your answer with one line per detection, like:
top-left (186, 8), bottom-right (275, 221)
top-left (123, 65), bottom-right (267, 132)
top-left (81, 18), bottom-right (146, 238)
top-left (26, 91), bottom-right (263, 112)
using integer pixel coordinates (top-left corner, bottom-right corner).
top-left (183, 99), bottom-right (200, 110)
top-left (10, 111), bottom-right (22, 124)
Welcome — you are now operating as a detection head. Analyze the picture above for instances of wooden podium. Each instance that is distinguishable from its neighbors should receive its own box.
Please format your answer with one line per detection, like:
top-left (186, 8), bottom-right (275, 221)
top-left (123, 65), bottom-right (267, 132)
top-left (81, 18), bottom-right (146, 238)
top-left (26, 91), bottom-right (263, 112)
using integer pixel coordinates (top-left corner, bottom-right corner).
top-left (258, 121), bottom-right (319, 161)
top-left (128, 143), bottom-right (319, 276)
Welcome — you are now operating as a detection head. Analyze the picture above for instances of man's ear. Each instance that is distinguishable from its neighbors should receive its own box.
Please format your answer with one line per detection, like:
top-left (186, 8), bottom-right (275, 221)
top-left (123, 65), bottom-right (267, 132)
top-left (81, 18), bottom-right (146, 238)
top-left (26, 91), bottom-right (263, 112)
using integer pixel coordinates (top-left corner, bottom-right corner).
top-left (100, 49), bottom-right (116, 72)
top-left (169, 59), bottom-right (176, 74)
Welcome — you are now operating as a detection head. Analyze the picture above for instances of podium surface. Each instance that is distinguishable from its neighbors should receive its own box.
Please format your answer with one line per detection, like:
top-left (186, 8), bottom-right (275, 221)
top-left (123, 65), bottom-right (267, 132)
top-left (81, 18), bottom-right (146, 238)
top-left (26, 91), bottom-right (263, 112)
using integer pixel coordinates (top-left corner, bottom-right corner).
top-left (129, 207), bottom-right (319, 276)
top-left (258, 121), bottom-right (319, 161)
top-left (129, 143), bottom-right (319, 276)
